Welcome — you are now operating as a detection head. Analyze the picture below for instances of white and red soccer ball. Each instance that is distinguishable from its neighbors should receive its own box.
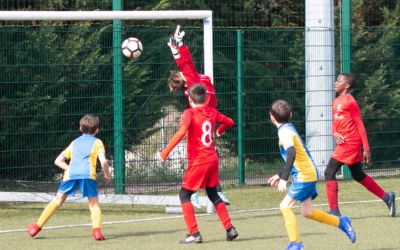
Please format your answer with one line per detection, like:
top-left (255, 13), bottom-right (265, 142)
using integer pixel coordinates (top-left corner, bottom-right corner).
top-left (121, 37), bottom-right (143, 59)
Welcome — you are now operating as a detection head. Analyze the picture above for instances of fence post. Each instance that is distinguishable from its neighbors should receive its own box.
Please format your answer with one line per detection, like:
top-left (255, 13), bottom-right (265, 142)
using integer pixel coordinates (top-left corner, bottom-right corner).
top-left (236, 30), bottom-right (245, 185)
top-left (341, 0), bottom-right (352, 180)
top-left (113, 0), bottom-right (125, 193)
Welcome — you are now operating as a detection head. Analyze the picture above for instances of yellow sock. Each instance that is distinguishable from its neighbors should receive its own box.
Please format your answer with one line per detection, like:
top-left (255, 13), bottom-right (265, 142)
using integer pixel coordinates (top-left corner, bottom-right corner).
top-left (90, 204), bottom-right (102, 229)
top-left (37, 201), bottom-right (60, 228)
top-left (281, 208), bottom-right (300, 242)
top-left (305, 209), bottom-right (339, 227)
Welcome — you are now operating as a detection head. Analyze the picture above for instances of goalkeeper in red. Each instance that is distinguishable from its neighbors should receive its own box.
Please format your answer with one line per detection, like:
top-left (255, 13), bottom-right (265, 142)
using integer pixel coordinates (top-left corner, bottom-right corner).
top-left (324, 73), bottom-right (396, 217)
top-left (167, 25), bottom-right (230, 208)
top-left (156, 83), bottom-right (238, 243)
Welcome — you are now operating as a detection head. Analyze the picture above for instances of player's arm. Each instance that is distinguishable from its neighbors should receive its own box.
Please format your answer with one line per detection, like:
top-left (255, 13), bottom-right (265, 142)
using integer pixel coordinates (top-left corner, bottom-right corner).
top-left (276, 129), bottom-right (296, 192)
top-left (54, 152), bottom-right (69, 171)
top-left (158, 125), bottom-right (188, 162)
top-left (279, 146), bottom-right (296, 181)
top-left (98, 152), bottom-right (111, 184)
top-left (332, 104), bottom-right (345, 144)
top-left (216, 112), bottom-right (234, 137)
top-left (54, 144), bottom-right (71, 171)
top-left (167, 25), bottom-right (197, 85)
top-left (158, 110), bottom-right (191, 162)
top-left (349, 99), bottom-right (371, 163)
top-left (94, 140), bottom-right (111, 183)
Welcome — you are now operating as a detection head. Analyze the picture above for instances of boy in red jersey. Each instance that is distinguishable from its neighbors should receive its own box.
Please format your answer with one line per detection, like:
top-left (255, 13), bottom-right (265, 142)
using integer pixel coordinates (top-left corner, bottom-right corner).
top-left (167, 25), bottom-right (230, 207)
top-left (324, 73), bottom-right (396, 217)
top-left (28, 114), bottom-right (111, 240)
top-left (156, 83), bottom-right (238, 243)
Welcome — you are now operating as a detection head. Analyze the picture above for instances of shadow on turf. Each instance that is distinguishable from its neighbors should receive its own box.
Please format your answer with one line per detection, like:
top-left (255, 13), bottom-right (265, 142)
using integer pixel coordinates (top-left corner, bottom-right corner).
top-left (105, 228), bottom-right (181, 240)
top-left (203, 232), bottom-right (326, 243)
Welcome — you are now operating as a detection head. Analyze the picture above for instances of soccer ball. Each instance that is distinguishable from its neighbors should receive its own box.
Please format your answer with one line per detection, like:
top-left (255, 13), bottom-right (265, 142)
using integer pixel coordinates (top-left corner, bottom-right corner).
top-left (121, 37), bottom-right (143, 59)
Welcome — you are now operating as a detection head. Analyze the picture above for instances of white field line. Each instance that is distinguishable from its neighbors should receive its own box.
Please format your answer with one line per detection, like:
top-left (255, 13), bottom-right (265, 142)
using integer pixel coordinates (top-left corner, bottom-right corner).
top-left (0, 198), bottom-right (394, 234)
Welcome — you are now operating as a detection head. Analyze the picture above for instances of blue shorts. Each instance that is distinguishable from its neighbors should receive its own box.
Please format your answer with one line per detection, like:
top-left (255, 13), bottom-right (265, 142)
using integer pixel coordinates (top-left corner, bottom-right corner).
top-left (288, 181), bottom-right (318, 202)
top-left (58, 179), bottom-right (98, 198)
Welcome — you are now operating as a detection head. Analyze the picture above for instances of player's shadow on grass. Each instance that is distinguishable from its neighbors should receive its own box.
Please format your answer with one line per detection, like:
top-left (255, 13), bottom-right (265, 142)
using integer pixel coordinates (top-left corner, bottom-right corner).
top-left (229, 213), bottom-right (281, 222)
top-left (107, 228), bottom-right (181, 240)
top-left (204, 232), bottom-right (326, 243)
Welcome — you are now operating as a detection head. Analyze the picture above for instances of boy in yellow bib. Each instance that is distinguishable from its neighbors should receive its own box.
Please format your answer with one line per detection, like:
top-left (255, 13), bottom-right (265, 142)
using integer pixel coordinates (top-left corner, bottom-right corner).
top-left (268, 100), bottom-right (355, 250)
top-left (28, 114), bottom-right (111, 240)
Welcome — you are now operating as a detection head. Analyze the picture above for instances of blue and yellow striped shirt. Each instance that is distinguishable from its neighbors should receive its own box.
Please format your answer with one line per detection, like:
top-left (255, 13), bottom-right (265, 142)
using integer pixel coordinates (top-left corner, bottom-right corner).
top-left (62, 134), bottom-right (105, 180)
top-left (278, 123), bottom-right (317, 183)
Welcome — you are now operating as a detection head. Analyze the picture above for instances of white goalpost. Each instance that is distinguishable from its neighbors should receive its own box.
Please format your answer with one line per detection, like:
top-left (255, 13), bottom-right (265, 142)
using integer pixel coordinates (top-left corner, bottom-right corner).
top-left (0, 10), bottom-right (215, 214)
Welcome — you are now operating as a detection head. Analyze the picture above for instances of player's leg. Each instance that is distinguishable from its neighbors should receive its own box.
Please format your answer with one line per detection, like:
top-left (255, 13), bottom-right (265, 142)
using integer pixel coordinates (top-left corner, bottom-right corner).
top-left (28, 180), bottom-right (73, 237)
top-left (190, 192), bottom-right (202, 209)
top-left (80, 179), bottom-right (105, 240)
top-left (324, 158), bottom-right (343, 216)
top-left (349, 162), bottom-right (396, 217)
top-left (300, 198), bottom-right (355, 243)
top-left (28, 192), bottom-right (68, 237)
top-left (215, 148), bottom-right (230, 205)
top-left (280, 194), bottom-right (303, 249)
top-left (205, 157), bottom-right (237, 241)
top-left (88, 197), bottom-right (105, 240)
top-left (179, 187), bottom-right (202, 243)
top-left (205, 186), bottom-right (238, 241)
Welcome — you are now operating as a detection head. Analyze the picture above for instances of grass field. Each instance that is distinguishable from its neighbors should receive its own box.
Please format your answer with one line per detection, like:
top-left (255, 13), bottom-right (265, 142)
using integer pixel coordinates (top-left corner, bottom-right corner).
top-left (0, 178), bottom-right (399, 250)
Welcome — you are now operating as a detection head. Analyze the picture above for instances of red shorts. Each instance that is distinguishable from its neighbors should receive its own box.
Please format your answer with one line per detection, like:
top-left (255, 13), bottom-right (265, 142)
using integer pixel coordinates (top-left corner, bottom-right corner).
top-left (181, 158), bottom-right (219, 191)
top-left (331, 140), bottom-right (363, 165)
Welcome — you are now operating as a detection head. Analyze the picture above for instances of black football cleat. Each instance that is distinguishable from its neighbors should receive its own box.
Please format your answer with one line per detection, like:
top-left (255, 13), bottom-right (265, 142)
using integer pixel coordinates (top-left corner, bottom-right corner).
top-left (226, 226), bottom-right (238, 241)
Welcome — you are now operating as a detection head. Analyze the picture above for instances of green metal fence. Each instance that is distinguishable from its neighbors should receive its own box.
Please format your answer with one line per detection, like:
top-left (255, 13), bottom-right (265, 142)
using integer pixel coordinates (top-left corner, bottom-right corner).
top-left (0, 1), bottom-right (399, 194)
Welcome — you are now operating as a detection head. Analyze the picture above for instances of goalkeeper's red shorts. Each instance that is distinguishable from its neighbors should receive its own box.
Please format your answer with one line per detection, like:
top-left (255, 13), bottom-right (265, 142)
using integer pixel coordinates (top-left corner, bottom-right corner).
top-left (331, 140), bottom-right (363, 165)
top-left (181, 158), bottom-right (219, 191)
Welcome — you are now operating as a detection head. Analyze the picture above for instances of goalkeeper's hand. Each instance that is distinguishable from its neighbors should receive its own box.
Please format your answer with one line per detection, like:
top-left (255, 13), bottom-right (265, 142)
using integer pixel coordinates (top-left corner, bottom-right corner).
top-left (171, 25), bottom-right (185, 48)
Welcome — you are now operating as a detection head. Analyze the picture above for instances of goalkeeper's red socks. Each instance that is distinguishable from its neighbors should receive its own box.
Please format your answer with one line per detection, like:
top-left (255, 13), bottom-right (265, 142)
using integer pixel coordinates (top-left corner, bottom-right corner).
top-left (27, 223), bottom-right (42, 237)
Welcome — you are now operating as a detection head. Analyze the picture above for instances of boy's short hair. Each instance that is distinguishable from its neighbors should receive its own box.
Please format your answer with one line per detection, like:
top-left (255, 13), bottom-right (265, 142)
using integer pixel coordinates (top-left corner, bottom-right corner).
top-left (270, 100), bottom-right (291, 123)
top-left (340, 72), bottom-right (356, 89)
top-left (80, 114), bottom-right (99, 135)
top-left (167, 70), bottom-right (186, 92)
top-left (188, 83), bottom-right (206, 104)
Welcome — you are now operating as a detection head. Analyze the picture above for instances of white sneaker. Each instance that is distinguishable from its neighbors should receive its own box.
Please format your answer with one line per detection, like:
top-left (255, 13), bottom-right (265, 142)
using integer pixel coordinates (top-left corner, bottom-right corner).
top-left (218, 191), bottom-right (230, 205)
top-left (190, 192), bottom-right (202, 209)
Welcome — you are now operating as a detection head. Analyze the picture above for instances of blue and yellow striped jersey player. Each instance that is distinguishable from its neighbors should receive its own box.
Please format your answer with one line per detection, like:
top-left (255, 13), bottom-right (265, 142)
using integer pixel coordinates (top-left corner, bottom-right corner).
top-left (28, 114), bottom-right (111, 241)
top-left (267, 100), bottom-right (356, 250)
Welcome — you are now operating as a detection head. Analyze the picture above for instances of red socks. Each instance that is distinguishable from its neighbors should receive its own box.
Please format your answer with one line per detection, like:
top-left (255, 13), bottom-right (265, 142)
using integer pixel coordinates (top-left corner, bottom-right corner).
top-left (181, 202), bottom-right (198, 234)
top-left (326, 180), bottom-right (339, 210)
top-left (215, 202), bottom-right (232, 230)
top-left (359, 175), bottom-right (385, 199)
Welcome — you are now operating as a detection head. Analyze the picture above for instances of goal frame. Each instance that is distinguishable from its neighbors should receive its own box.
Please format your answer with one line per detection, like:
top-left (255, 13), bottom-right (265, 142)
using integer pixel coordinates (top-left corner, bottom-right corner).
top-left (0, 10), bottom-right (215, 213)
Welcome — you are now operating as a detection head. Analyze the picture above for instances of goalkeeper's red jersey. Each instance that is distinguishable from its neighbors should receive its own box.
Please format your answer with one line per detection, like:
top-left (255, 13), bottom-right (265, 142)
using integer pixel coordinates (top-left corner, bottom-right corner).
top-left (175, 45), bottom-right (217, 108)
top-left (332, 93), bottom-right (369, 164)
top-left (160, 106), bottom-right (234, 166)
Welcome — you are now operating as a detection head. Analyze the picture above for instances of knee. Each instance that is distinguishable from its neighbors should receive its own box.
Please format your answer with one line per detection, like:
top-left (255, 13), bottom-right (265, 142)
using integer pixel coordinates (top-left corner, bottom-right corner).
top-left (324, 167), bottom-right (337, 181)
top-left (279, 201), bottom-right (289, 210)
top-left (349, 163), bottom-right (366, 182)
top-left (301, 207), bottom-right (312, 217)
top-left (179, 188), bottom-right (193, 203)
top-left (351, 171), bottom-right (366, 182)
top-left (206, 186), bottom-right (222, 205)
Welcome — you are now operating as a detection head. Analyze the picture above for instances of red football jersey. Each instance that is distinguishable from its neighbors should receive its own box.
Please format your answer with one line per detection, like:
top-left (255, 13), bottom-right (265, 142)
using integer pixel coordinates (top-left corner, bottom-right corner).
top-left (160, 106), bottom-right (234, 166)
top-left (175, 45), bottom-right (217, 108)
top-left (332, 93), bottom-right (370, 152)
